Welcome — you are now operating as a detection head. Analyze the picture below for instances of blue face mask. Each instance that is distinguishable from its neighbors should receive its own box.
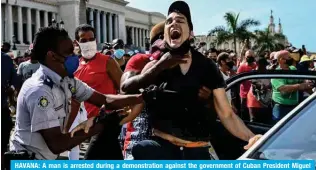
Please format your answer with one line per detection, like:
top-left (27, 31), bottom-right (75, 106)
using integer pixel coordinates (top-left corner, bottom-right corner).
top-left (64, 54), bottom-right (79, 78)
top-left (113, 49), bottom-right (125, 59)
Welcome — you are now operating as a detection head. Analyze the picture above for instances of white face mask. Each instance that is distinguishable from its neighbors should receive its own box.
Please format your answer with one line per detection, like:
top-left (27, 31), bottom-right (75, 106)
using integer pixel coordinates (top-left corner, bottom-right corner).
top-left (78, 40), bottom-right (97, 59)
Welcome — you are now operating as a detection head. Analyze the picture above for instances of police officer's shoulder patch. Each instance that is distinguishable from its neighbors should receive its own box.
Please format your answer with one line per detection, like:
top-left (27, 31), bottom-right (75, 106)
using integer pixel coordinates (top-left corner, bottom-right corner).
top-left (68, 84), bottom-right (76, 95)
top-left (37, 96), bottom-right (50, 109)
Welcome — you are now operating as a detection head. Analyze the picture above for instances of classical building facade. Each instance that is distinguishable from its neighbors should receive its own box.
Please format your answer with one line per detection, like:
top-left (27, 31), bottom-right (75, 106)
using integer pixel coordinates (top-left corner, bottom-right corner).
top-left (1, 0), bottom-right (165, 55)
top-left (195, 10), bottom-right (287, 54)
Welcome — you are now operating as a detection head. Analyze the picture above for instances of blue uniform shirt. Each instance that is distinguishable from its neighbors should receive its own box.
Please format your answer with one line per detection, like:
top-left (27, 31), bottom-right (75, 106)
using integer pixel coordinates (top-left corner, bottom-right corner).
top-left (10, 64), bottom-right (94, 160)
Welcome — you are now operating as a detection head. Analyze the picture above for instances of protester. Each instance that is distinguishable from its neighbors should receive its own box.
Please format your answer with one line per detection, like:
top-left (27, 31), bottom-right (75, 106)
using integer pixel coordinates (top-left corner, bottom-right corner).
top-left (73, 24), bottom-right (124, 160)
top-left (121, 53), bottom-right (131, 71)
top-left (112, 39), bottom-right (126, 71)
top-left (207, 48), bottom-right (218, 62)
top-left (229, 52), bottom-right (238, 72)
top-left (8, 27), bottom-right (144, 163)
top-left (130, 1), bottom-right (262, 160)
top-left (217, 52), bottom-right (234, 104)
top-left (17, 50), bottom-right (40, 83)
top-left (247, 57), bottom-right (272, 124)
top-left (237, 50), bottom-right (257, 121)
top-left (271, 50), bottom-right (313, 122)
top-left (120, 21), bottom-right (165, 160)
top-left (297, 55), bottom-right (313, 72)
top-left (1, 42), bottom-right (11, 53)
top-left (1, 52), bottom-right (21, 169)
top-left (268, 51), bottom-right (278, 70)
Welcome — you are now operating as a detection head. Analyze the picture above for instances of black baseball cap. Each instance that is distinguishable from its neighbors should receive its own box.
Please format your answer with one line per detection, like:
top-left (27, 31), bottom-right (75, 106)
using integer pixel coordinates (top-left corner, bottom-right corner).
top-left (168, 1), bottom-right (193, 30)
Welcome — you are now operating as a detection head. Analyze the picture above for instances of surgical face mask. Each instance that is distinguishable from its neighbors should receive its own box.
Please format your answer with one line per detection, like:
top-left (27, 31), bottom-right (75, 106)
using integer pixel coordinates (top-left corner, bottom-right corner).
top-left (165, 38), bottom-right (191, 57)
top-left (64, 54), bottom-right (79, 78)
top-left (246, 57), bottom-right (255, 64)
top-left (78, 40), bottom-right (97, 59)
top-left (232, 65), bottom-right (238, 71)
top-left (285, 58), bottom-right (293, 66)
top-left (53, 52), bottom-right (79, 78)
top-left (113, 49), bottom-right (125, 59)
top-left (225, 61), bottom-right (234, 69)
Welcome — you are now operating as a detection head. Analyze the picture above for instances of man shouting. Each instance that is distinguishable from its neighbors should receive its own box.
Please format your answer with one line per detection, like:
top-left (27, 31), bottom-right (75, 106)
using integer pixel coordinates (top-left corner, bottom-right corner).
top-left (131, 1), bottom-right (262, 160)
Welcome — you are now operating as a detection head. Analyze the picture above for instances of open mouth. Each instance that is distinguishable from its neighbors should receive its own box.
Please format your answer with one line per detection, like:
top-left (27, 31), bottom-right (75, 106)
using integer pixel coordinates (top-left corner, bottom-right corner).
top-left (170, 29), bottom-right (182, 40)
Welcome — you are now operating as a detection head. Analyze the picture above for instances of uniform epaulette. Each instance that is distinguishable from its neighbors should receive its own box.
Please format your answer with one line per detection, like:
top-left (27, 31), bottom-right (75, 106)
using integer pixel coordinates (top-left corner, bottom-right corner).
top-left (43, 76), bottom-right (54, 89)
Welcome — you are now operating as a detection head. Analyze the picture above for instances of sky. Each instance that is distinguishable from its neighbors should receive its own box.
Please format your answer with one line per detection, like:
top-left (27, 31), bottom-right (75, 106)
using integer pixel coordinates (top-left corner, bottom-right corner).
top-left (127, 0), bottom-right (316, 52)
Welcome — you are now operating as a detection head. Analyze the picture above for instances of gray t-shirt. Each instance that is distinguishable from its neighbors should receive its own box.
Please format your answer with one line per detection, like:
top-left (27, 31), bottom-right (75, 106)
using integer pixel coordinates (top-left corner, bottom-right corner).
top-left (10, 64), bottom-right (94, 160)
top-left (17, 60), bottom-right (40, 82)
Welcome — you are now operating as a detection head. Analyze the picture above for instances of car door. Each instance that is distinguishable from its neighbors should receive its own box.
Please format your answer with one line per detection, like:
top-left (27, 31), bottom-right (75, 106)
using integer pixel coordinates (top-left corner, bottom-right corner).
top-left (211, 70), bottom-right (316, 160)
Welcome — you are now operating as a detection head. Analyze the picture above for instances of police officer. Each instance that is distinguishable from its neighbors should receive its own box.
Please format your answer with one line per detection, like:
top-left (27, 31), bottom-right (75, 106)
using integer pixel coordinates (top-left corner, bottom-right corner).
top-left (8, 27), bottom-right (144, 162)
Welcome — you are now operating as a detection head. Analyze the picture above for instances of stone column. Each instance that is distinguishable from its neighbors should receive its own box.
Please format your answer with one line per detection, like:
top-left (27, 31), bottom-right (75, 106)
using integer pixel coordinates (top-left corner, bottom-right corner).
top-left (35, 9), bottom-right (41, 32)
top-left (27, 7), bottom-right (32, 44)
top-left (146, 30), bottom-right (149, 38)
top-left (17, 6), bottom-right (23, 44)
top-left (108, 13), bottom-right (113, 42)
top-left (102, 12), bottom-right (107, 43)
top-left (44, 11), bottom-right (48, 27)
top-left (114, 14), bottom-right (118, 39)
top-left (130, 27), bottom-right (134, 45)
top-left (135, 28), bottom-right (139, 47)
top-left (142, 29), bottom-right (145, 47)
top-left (6, 4), bottom-right (13, 43)
top-left (89, 9), bottom-right (94, 27)
top-left (96, 10), bottom-right (101, 43)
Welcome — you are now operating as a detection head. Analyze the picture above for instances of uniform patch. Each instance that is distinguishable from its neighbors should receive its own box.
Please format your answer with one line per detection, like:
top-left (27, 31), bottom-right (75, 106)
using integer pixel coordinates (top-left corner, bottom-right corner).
top-left (38, 96), bottom-right (50, 109)
top-left (68, 84), bottom-right (76, 95)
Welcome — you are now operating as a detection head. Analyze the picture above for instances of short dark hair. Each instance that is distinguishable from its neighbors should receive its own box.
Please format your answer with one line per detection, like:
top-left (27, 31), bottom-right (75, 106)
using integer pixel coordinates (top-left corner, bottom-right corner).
top-left (33, 26), bottom-right (69, 63)
top-left (209, 48), bottom-right (218, 55)
top-left (2, 42), bottom-right (11, 50)
top-left (75, 24), bottom-right (96, 41)
top-left (217, 52), bottom-right (230, 66)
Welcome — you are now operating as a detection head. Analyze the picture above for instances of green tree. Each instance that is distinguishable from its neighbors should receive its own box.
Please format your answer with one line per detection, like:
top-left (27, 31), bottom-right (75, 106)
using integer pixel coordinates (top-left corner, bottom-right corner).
top-left (208, 12), bottom-right (260, 53)
top-left (253, 28), bottom-right (286, 55)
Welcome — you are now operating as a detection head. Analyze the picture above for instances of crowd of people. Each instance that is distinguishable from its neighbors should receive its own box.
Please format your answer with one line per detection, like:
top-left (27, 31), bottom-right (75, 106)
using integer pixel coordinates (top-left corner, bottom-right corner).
top-left (1, 0), bottom-right (315, 169)
top-left (198, 45), bottom-right (316, 124)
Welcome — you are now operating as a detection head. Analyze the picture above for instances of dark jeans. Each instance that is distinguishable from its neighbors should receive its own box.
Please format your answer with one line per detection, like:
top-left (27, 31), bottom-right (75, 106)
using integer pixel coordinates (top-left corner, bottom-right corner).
top-left (2, 107), bottom-right (13, 170)
top-left (272, 104), bottom-right (296, 123)
top-left (132, 136), bottom-right (214, 160)
top-left (84, 124), bottom-right (123, 160)
top-left (249, 107), bottom-right (272, 125)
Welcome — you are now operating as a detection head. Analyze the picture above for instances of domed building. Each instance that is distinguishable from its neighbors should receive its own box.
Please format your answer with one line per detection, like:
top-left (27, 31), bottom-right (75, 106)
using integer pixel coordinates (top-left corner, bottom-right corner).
top-left (195, 10), bottom-right (290, 54)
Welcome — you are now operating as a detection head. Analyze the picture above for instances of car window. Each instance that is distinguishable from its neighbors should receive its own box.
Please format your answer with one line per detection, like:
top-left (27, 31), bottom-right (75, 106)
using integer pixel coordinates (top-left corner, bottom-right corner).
top-left (249, 98), bottom-right (316, 161)
top-left (228, 78), bottom-right (315, 126)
